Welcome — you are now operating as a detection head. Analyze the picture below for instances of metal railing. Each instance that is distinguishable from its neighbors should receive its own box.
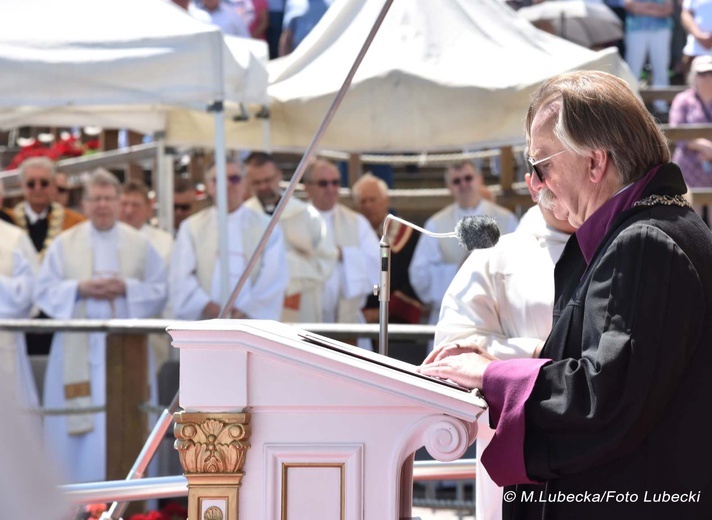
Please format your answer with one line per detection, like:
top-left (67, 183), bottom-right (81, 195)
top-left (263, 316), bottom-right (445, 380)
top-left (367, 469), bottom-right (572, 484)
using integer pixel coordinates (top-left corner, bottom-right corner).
top-left (61, 459), bottom-right (476, 504)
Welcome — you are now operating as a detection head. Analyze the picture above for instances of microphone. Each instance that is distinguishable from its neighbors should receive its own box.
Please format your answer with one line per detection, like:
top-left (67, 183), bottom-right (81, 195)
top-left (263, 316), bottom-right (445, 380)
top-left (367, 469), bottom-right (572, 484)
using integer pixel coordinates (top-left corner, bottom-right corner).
top-left (454, 215), bottom-right (500, 251)
top-left (376, 214), bottom-right (500, 356)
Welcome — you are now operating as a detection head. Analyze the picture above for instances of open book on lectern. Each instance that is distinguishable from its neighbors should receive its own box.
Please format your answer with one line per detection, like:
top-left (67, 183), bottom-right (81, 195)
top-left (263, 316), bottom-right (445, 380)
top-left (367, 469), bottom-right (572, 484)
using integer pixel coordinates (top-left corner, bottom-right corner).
top-left (298, 330), bottom-right (487, 408)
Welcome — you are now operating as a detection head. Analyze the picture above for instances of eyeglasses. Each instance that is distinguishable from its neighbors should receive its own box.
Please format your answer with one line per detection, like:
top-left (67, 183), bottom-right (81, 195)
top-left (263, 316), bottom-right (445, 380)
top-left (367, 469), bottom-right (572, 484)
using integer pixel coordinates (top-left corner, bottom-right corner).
top-left (25, 179), bottom-right (50, 189)
top-left (56, 186), bottom-right (68, 194)
top-left (450, 174), bottom-right (474, 186)
top-left (174, 203), bottom-right (192, 212)
top-left (311, 179), bottom-right (341, 188)
top-left (210, 175), bottom-right (242, 185)
top-left (528, 150), bottom-right (567, 183)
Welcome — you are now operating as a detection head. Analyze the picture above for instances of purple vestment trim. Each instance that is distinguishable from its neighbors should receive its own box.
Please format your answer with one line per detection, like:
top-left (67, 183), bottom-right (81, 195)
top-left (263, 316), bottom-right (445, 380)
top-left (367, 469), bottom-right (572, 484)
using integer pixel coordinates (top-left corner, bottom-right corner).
top-left (480, 357), bottom-right (550, 487)
top-left (576, 164), bottom-right (661, 264)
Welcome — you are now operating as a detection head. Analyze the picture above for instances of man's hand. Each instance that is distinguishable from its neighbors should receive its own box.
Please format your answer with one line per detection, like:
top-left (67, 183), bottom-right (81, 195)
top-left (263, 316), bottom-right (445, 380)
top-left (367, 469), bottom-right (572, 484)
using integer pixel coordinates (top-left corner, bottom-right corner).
top-left (201, 301), bottom-right (221, 319)
top-left (78, 278), bottom-right (124, 300)
top-left (419, 342), bottom-right (497, 389)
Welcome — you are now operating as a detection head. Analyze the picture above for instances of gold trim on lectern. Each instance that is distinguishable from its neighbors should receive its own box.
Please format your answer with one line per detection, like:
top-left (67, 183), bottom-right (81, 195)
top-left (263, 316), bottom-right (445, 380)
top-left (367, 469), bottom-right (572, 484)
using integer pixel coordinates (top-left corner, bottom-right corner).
top-left (280, 462), bottom-right (345, 520)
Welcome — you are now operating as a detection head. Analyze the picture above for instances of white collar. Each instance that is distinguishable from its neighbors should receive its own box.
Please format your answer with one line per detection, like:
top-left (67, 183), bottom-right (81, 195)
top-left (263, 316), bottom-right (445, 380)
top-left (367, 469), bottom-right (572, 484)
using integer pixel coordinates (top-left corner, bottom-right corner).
top-left (25, 204), bottom-right (49, 224)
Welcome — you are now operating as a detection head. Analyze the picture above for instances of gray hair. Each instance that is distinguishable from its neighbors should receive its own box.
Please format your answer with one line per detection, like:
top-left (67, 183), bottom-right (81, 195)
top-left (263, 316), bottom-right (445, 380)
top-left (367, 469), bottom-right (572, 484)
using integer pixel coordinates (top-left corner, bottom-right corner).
top-left (84, 168), bottom-right (120, 198)
top-left (303, 158), bottom-right (338, 184)
top-left (19, 157), bottom-right (56, 180)
top-left (525, 71), bottom-right (669, 185)
top-left (352, 172), bottom-right (389, 202)
top-left (444, 161), bottom-right (481, 182)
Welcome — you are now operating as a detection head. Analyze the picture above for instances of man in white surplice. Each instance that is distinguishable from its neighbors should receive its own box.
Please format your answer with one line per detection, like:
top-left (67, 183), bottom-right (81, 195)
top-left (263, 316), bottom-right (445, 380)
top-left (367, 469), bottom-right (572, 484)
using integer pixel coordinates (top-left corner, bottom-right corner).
top-left (171, 160), bottom-right (288, 320)
top-left (35, 169), bottom-right (168, 483)
top-left (303, 159), bottom-right (379, 329)
top-left (409, 161), bottom-right (519, 325)
top-left (0, 216), bottom-right (40, 417)
top-left (244, 152), bottom-right (337, 322)
top-left (432, 204), bottom-right (575, 520)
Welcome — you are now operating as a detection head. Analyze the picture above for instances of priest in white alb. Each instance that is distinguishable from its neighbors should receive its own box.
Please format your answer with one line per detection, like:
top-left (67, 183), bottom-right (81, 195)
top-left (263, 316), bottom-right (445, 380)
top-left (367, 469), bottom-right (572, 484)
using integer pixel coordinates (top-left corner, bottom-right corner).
top-left (170, 160), bottom-right (288, 320)
top-left (410, 161), bottom-right (519, 326)
top-left (303, 159), bottom-right (379, 330)
top-left (0, 217), bottom-right (41, 418)
top-left (244, 152), bottom-right (337, 322)
top-left (34, 169), bottom-right (168, 483)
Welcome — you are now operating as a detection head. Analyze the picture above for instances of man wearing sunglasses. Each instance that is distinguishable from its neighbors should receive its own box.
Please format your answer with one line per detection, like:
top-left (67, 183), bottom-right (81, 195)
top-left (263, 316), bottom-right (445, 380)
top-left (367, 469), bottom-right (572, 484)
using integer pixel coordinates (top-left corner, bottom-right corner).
top-left (410, 161), bottom-right (518, 327)
top-left (421, 71), bottom-right (712, 518)
top-left (13, 157), bottom-right (86, 356)
top-left (303, 159), bottom-right (379, 331)
top-left (170, 159), bottom-right (288, 321)
top-left (244, 152), bottom-right (337, 323)
top-left (13, 157), bottom-right (86, 261)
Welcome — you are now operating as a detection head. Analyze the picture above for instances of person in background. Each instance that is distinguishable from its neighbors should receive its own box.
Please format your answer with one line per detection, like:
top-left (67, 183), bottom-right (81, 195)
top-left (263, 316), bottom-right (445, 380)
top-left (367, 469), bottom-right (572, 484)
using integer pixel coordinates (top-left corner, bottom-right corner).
top-left (169, 0), bottom-right (212, 22)
top-left (244, 152), bottom-right (336, 322)
top-left (35, 168), bottom-right (168, 483)
top-left (624, 0), bottom-right (674, 114)
top-left (266, 0), bottom-right (285, 56)
top-left (119, 180), bottom-right (173, 263)
top-left (13, 157), bottom-right (86, 356)
top-left (681, 0), bottom-right (712, 68)
top-left (170, 160), bottom-right (288, 320)
top-left (195, 0), bottom-right (250, 37)
top-left (352, 173), bottom-right (423, 326)
top-left (0, 180), bottom-right (15, 226)
top-left (53, 172), bottom-right (71, 208)
top-left (434, 204), bottom-right (574, 520)
top-left (0, 215), bottom-right (41, 417)
top-left (669, 54), bottom-right (712, 224)
top-left (279, 0), bottom-right (334, 56)
top-left (173, 177), bottom-right (197, 235)
top-left (303, 159), bottom-right (379, 332)
top-left (409, 161), bottom-right (518, 326)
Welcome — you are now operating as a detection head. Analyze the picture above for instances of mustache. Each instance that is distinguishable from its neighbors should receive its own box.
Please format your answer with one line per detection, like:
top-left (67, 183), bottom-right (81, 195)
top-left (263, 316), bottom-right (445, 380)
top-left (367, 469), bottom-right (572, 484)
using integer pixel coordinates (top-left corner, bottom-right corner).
top-left (537, 187), bottom-right (557, 210)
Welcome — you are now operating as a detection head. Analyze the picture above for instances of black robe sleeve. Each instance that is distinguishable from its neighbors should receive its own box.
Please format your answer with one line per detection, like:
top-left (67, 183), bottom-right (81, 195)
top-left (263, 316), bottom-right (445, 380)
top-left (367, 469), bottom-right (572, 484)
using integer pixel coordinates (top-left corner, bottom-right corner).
top-left (524, 223), bottom-right (705, 480)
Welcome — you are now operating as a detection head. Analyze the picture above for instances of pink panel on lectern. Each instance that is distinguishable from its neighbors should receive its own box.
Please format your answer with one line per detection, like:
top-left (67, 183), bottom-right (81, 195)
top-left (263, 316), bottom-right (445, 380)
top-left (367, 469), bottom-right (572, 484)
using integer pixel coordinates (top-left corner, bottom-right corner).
top-left (285, 466), bottom-right (342, 519)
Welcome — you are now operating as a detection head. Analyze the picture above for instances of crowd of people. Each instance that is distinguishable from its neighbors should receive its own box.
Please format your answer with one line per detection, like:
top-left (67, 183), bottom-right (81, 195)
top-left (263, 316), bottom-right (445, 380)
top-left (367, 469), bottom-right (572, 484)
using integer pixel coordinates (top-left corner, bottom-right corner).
top-left (0, 152), bottom-right (517, 484)
top-left (169, 0), bottom-right (335, 58)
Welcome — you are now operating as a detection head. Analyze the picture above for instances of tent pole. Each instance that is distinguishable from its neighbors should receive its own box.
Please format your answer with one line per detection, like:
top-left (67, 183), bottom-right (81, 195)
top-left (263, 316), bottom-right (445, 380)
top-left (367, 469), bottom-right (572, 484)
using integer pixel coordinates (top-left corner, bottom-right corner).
top-left (218, 0), bottom-right (397, 321)
top-left (213, 103), bottom-right (230, 308)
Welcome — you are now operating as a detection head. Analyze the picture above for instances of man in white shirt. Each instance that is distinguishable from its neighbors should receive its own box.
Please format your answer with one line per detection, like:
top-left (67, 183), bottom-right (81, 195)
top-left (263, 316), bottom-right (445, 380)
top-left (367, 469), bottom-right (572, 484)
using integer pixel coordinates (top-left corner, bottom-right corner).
top-left (171, 160), bottom-right (288, 320)
top-left (35, 169), bottom-right (169, 483)
top-left (0, 216), bottom-right (40, 415)
top-left (433, 204), bottom-right (575, 520)
top-left (244, 152), bottom-right (336, 322)
top-left (303, 159), bottom-right (379, 328)
top-left (196, 0), bottom-right (250, 36)
top-left (119, 180), bottom-right (173, 264)
top-left (409, 161), bottom-right (518, 325)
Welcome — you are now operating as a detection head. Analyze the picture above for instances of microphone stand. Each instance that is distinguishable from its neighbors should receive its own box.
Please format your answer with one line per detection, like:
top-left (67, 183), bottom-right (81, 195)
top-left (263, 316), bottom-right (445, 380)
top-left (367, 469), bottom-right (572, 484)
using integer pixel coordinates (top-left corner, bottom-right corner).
top-left (378, 215), bottom-right (458, 356)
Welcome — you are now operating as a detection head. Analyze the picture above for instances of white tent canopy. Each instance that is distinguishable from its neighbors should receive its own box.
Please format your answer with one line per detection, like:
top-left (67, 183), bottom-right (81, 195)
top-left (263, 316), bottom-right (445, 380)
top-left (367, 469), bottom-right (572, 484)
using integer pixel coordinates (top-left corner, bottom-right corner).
top-left (167, 0), bottom-right (635, 152)
top-left (0, 0), bottom-right (270, 306)
top-left (0, 0), bottom-right (268, 133)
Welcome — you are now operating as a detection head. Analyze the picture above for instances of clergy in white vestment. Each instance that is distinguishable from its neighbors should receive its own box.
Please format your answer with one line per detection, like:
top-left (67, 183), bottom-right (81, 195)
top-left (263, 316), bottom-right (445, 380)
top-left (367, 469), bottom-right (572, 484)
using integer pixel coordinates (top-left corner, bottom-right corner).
top-left (35, 169), bottom-right (168, 483)
top-left (119, 180), bottom-right (173, 264)
top-left (303, 159), bottom-right (379, 331)
top-left (244, 152), bottom-right (337, 322)
top-left (409, 161), bottom-right (519, 325)
top-left (432, 204), bottom-right (575, 520)
top-left (170, 160), bottom-right (288, 320)
top-left (0, 218), bottom-right (41, 419)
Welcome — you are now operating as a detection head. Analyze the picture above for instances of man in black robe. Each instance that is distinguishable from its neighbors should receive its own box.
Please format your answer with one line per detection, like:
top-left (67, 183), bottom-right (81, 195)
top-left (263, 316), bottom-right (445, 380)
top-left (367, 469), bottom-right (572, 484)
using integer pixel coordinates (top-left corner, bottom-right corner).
top-left (421, 70), bottom-right (712, 518)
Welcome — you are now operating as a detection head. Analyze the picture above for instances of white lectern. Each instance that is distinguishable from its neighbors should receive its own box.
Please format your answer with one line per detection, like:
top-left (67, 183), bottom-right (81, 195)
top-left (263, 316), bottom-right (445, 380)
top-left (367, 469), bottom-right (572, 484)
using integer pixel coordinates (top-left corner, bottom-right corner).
top-left (168, 319), bottom-right (485, 520)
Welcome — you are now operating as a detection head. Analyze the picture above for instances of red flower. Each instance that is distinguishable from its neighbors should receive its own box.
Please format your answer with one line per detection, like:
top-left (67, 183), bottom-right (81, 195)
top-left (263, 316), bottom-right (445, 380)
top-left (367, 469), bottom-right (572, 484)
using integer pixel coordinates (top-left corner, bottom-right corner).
top-left (161, 501), bottom-right (188, 520)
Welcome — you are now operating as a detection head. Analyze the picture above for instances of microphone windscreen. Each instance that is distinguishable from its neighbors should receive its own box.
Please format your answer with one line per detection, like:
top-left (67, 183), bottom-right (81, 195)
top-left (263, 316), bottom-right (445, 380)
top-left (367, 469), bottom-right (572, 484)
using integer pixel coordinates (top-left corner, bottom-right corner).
top-left (455, 215), bottom-right (500, 251)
